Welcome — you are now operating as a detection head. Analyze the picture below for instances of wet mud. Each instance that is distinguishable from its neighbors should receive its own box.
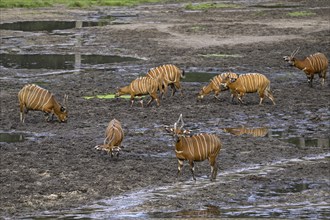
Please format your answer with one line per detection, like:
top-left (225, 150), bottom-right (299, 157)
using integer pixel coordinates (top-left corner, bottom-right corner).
top-left (0, 0), bottom-right (329, 218)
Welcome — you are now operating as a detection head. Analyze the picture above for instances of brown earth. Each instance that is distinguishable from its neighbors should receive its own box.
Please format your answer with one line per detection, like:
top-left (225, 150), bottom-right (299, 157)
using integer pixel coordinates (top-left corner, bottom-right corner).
top-left (0, 0), bottom-right (329, 218)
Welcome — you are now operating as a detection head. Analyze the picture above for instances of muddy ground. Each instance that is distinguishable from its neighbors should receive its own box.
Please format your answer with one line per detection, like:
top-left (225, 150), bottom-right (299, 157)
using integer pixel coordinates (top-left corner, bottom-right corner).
top-left (0, 0), bottom-right (329, 218)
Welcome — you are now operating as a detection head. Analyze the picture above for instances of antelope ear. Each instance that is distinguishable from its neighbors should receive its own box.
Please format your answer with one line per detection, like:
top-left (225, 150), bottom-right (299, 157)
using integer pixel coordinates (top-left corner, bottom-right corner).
top-left (164, 126), bottom-right (172, 132)
top-left (60, 106), bottom-right (66, 112)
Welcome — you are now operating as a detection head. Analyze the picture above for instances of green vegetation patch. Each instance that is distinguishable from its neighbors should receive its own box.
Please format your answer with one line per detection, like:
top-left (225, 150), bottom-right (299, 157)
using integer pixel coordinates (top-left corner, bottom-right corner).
top-left (0, 0), bottom-right (160, 8)
top-left (84, 94), bottom-right (134, 100)
top-left (198, 53), bottom-right (243, 58)
top-left (287, 11), bottom-right (316, 17)
top-left (185, 3), bottom-right (240, 10)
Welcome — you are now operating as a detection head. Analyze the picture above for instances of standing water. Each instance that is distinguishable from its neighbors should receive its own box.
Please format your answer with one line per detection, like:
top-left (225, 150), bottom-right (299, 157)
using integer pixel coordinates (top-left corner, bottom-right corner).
top-left (26, 153), bottom-right (330, 219)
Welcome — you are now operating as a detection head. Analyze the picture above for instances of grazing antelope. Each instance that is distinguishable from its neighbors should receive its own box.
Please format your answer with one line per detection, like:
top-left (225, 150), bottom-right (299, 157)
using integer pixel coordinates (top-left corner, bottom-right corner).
top-left (115, 76), bottom-right (160, 107)
top-left (166, 114), bottom-right (222, 181)
top-left (146, 64), bottom-right (185, 97)
top-left (95, 119), bottom-right (124, 157)
top-left (283, 48), bottom-right (328, 87)
top-left (197, 72), bottom-right (238, 100)
top-left (223, 73), bottom-right (276, 105)
top-left (223, 126), bottom-right (269, 137)
top-left (18, 84), bottom-right (68, 123)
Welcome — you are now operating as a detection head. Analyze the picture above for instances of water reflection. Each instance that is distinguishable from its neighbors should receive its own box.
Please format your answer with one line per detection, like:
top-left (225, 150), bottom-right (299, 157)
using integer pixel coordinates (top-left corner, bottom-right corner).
top-left (223, 126), bottom-right (269, 137)
top-left (223, 126), bottom-right (329, 148)
top-left (0, 132), bottom-right (24, 143)
top-left (0, 53), bottom-right (140, 70)
top-left (182, 72), bottom-right (216, 82)
top-left (0, 20), bottom-right (111, 32)
top-left (25, 153), bottom-right (330, 219)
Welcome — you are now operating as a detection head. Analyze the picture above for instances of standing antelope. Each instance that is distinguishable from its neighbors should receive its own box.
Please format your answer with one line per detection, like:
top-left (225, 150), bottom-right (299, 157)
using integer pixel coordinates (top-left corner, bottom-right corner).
top-left (223, 73), bottom-right (276, 105)
top-left (283, 48), bottom-right (328, 87)
top-left (18, 84), bottom-right (68, 123)
top-left (197, 72), bottom-right (238, 100)
top-left (146, 64), bottom-right (185, 97)
top-left (95, 119), bottom-right (124, 157)
top-left (166, 114), bottom-right (222, 181)
top-left (115, 76), bottom-right (160, 107)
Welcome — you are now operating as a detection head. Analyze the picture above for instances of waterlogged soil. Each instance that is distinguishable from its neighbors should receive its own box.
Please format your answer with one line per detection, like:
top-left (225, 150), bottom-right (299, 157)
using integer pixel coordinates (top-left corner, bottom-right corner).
top-left (1, 0), bottom-right (330, 218)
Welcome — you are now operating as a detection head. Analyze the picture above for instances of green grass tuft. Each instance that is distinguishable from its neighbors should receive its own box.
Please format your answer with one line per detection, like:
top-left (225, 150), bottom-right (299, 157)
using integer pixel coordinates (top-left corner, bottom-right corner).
top-left (287, 11), bottom-right (316, 17)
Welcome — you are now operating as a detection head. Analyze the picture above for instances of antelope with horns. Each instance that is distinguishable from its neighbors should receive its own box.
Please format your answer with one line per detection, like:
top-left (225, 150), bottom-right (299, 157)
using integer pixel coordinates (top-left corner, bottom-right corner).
top-left (223, 73), bottom-right (276, 105)
top-left (283, 48), bottom-right (328, 87)
top-left (95, 119), bottom-right (124, 157)
top-left (18, 84), bottom-right (68, 123)
top-left (115, 76), bottom-right (160, 107)
top-left (166, 114), bottom-right (222, 181)
top-left (197, 72), bottom-right (238, 100)
top-left (146, 64), bottom-right (185, 98)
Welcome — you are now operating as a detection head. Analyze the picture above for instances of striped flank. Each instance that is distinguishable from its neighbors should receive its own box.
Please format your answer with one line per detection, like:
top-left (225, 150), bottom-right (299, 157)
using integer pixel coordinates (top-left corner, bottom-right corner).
top-left (146, 64), bottom-right (184, 96)
top-left (18, 84), bottom-right (67, 123)
top-left (177, 134), bottom-right (221, 161)
top-left (18, 84), bottom-right (52, 112)
top-left (225, 73), bottom-right (275, 105)
top-left (116, 76), bottom-right (160, 107)
top-left (129, 76), bottom-right (158, 95)
top-left (198, 72), bottom-right (238, 99)
top-left (284, 51), bottom-right (328, 86)
top-left (104, 119), bottom-right (124, 148)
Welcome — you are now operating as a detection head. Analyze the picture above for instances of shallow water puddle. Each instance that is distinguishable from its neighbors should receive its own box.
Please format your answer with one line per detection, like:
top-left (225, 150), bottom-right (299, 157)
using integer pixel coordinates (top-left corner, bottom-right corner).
top-left (0, 20), bottom-right (112, 32)
top-left (0, 132), bottom-right (25, 143)
top-left (29, 153), bottom-right (330, 219)
top-left (223, 126), bottom-right (329, 148)
top-left (0, 53), bottom-right (140, 70)
top-left (0, 130), bottom-right (54, 143)
top-left (183, 72), bottom-right (217, 82)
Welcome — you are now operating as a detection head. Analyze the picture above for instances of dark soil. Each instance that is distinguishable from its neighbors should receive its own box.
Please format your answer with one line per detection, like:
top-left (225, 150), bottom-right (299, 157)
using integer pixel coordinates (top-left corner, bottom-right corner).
top-left (0, 0), bottom-right (329, 218)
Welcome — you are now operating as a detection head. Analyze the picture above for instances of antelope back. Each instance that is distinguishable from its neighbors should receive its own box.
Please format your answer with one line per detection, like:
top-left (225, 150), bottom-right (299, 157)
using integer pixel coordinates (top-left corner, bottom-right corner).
top-left (230, 73), bottom-right (270, 92)
top-left (105, 119), bottom-right (124, 147)
top-left (306, 53), bottom-right (329, 72)
top-left (149, 64), bottom-right (183, 84)
top-left (18, 84), bottom-right (54, 111)
top-left (177, 133), bottom-right (221, 161)
top-left (215, 72), bottom-right (238, 88)
top-left (130, 77), bottom-right (158, 94)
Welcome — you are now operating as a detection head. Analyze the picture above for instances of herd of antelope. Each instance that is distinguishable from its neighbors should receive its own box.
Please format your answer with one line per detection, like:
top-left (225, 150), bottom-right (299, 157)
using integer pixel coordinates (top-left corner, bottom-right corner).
top-left (17, 49), bottom-right (328, 181)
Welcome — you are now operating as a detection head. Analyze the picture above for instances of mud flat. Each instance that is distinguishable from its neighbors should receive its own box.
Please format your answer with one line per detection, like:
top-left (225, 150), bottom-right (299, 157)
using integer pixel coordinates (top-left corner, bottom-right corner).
top-left (0, 0), bottom-right (329, 218)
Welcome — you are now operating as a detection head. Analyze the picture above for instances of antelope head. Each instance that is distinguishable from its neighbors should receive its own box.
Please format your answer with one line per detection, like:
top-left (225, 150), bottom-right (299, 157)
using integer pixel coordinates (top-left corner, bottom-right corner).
top-left (58, 94), bottom-right (68, 122)
top-left (223, 74), bottom-right (239, 87)
top-left (165, 114), bottom-right (191, 137)
top-left (197, 86), bottom-right (207, 100)
top-left (283, 47), bottom-right (300, 65)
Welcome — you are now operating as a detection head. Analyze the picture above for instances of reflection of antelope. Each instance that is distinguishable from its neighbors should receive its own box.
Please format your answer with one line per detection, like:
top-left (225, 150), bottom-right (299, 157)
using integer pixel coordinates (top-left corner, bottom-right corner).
top-left (95, 119), bottom-right (124, 157)
top-left (197, 72), bottom-right (238, 100)
top-left (18, 84), bottom-right (68, 123)
top-left (166, 114), bottom-right (222, 181)
top-left (223, 126), bottom-right (269, 137)
top-left (146, 64), bottom-right (185, 97)
top-left (223, 73), bottom-right (275, 105)
top-left (283, 47), bottom-right (328, 87)
top-left (115, 76), bottom-right (160, 107)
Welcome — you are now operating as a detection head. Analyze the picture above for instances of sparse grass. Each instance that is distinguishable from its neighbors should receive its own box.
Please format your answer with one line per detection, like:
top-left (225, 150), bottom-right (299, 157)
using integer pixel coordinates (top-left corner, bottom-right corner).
top-left (198, 53), bottom-right (243, 58)
top-left (185, 2), bottom-right (240, 10)
top-left (84, 94), bottom-right (133, 100)
top-left (287, 11), bottom-right (316, 17)
top-left (0, 0), bottom-right (161, 8)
